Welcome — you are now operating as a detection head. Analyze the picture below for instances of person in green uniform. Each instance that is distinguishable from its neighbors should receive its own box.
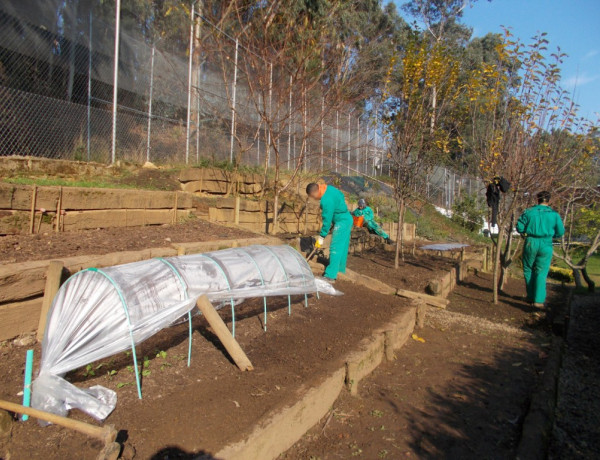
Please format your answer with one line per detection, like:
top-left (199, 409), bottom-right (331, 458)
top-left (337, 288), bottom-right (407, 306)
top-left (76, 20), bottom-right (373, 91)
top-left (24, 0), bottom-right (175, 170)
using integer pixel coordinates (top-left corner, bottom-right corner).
top-left (352, 199), bottom-right (391, 243)
top-left (306, 182), bottom-right (353, 282)
top-left (516, 191), bottom-right (565, 306)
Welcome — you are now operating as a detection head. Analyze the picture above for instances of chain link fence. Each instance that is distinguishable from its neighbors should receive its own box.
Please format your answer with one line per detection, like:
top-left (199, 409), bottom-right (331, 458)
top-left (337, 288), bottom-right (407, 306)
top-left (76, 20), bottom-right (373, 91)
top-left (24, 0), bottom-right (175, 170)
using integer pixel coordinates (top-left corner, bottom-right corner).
top-left (0, 0), bottom-right (480, 207)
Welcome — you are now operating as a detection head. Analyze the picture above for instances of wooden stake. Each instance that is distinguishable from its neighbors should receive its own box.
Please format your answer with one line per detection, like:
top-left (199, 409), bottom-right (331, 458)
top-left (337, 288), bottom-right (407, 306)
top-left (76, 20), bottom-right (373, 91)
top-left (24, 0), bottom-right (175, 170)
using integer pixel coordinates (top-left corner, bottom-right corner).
top-left (196, 295), bottom-right (253, 371)
top-left (36, 212), bottom-right (43, 234)
top-left (0, 399), bottom-right (117, 444)
top-left (172, 192), bottom-right (178, 224)
top-left (29, 185), bottom-right (37, 234)
top-left (234, 196), bottom-right (240, 225)
top-left (37, 261), bottom-right (64, 342)
top-left (395, 288), bottom-right (448, 309)
top-left (55, 186), bottom-right (63, 233)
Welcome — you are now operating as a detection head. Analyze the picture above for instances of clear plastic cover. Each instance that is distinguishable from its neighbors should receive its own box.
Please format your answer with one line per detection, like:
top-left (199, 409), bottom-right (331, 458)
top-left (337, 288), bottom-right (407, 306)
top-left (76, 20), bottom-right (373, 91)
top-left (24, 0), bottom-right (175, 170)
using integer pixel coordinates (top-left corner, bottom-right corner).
top-left (32, 245), bottom-right (338, 420)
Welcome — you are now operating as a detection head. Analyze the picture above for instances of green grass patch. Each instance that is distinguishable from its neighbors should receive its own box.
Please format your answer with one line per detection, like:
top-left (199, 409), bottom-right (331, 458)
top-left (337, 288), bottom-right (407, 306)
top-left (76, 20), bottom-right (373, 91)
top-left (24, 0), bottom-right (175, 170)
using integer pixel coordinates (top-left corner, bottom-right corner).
top-left (3, 176), bottom-right (144, 190)
top-left (553, 248), bottom-right (600, 283)
top-left (405, 204), bottom-right (488, 244)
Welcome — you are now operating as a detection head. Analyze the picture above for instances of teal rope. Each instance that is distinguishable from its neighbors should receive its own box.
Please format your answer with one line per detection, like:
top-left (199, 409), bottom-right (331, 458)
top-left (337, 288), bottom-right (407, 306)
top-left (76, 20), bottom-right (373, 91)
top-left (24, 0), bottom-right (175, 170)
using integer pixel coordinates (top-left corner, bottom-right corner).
top-left (87, 268), bottom-right (143, 400)
top-left (262, 245), bottom-right (293, 315)
top-left (198, 254), bottom-right (237, 337)
top-left (238, 248), bottom-right (268, 332)
top-left (155, 258), bottom-right (193, 367)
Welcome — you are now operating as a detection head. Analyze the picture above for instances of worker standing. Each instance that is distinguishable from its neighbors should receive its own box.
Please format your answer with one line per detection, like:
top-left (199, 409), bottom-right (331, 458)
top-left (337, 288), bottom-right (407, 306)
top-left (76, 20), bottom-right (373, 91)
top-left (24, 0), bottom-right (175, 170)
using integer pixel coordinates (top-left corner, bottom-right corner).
top-left (306, 183), bottom-right (353, 283)
top-left (352, 199), bottom-right (391, 243)
top-left (516, 191), bottom-right (565, 307)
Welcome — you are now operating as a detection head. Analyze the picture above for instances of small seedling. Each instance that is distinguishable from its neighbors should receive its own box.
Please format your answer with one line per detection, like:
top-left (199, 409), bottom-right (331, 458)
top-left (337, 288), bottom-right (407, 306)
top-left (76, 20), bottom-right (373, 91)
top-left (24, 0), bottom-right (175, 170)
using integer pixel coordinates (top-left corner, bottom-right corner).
top-left (83, 364), bottom-right (95, 377)
top-left (142, 369), bottom-right (151, 377)
top-left (116, 382), bottom-right (133, 389)
top-left (105, 369), bottom-right (117, 380)
top-left (378, 449), bottom-right (389, 458)
top-left (156, 350), bottom-right (167, 360)
top-left (126, 365), bottom-right (134, 374)
top-left (370, 409), bottom-right (384, 418)
top-left (143, 356), bottom-right (150, 369)
top-left (160, 363), bottom-right (172, 371)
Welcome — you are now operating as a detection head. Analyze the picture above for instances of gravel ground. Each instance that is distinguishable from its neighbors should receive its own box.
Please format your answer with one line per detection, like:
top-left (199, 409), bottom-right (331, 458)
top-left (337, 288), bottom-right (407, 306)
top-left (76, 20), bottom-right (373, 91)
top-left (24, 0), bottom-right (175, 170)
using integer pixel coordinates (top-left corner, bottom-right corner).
top-left (550, 293), bottom-right (600, 459)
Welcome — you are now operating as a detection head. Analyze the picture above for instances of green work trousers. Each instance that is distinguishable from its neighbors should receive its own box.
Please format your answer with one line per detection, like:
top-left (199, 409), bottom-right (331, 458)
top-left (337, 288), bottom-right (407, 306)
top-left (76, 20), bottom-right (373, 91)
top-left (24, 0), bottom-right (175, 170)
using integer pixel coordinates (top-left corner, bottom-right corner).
top-left (366, 220), bottom-right (389, 240)
top-left (325, 213), bottom-right (353, 280)
top-left (522, 237), bottom-right (553, 304)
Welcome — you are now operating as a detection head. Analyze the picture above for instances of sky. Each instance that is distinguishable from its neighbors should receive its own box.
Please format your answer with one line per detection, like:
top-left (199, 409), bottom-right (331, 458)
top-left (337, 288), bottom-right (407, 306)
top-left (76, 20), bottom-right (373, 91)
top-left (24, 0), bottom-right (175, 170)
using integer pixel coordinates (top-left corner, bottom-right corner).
top-left (394, 0), bottom-right (600, 122)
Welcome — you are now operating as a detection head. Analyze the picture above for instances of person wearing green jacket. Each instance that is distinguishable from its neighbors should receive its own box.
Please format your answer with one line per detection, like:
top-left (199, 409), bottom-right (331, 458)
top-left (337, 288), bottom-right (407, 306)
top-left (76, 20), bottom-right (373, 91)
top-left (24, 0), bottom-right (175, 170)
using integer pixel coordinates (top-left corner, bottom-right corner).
top-left (516, 191), bottom-right (565, 306)
top-left (307, 182), bottom-right (353, 282)
top-left (352, 199), bottom-right (391, 243)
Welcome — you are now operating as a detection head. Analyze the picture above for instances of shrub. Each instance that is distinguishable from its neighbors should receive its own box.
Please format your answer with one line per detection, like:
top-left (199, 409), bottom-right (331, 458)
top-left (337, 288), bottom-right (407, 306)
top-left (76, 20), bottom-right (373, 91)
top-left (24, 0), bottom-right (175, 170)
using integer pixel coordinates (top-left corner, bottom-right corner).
top-left (548, 266), bottom-right (574, 283)
top-left (451, 194), bottom-right (486, 232)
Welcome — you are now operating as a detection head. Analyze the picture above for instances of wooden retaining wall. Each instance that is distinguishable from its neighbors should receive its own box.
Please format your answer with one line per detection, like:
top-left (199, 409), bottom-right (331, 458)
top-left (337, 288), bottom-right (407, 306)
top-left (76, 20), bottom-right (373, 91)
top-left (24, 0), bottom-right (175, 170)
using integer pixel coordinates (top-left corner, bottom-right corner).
top-left (0, 236), bottom-right (279, 342)
top-left (0, 183), bottom-right (196, 234)
top-left (207, 197), bottom-right (321, 234)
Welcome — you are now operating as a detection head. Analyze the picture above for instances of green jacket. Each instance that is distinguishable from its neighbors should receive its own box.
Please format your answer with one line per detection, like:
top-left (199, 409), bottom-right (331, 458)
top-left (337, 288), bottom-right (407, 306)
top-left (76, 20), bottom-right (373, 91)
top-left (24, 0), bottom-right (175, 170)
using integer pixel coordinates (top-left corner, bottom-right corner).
top-left (319, 185), bottom-right (350, 237)
top-left (352, 206), bottom-right (374, 222)
top-left (516, 205), bottom-right (565, 239)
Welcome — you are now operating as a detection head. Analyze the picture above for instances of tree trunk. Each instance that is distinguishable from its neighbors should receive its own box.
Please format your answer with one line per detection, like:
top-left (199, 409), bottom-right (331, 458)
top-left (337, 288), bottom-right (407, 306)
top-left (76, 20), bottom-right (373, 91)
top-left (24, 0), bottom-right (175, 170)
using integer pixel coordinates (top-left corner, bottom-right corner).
top-left (272, 166), bottom-right (279, 235)
top-left (394, 198), bottom-right (405, 269)
top-left (492, 226), bottom-right (505, 304)
top-left (581, 267), bottom-right (596, 292)
top-left (572, 268), bottom-right (584, 289)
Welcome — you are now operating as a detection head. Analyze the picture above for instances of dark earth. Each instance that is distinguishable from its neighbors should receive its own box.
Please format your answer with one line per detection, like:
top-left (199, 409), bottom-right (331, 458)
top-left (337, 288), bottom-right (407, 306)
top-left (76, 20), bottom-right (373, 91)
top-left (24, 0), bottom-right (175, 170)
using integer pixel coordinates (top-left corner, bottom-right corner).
top-left (283, 272), bottom-right (564, 460)
top-left (0, 220), bottom-right (254, 263)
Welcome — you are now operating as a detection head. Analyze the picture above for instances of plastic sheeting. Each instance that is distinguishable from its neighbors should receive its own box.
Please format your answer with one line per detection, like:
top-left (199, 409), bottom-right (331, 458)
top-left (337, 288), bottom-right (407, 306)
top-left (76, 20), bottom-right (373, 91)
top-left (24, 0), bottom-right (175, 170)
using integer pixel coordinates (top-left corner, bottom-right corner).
top-left (420, 243), bottom-right (469, 251)
top-left (32, 245), bottom-right (337, 421)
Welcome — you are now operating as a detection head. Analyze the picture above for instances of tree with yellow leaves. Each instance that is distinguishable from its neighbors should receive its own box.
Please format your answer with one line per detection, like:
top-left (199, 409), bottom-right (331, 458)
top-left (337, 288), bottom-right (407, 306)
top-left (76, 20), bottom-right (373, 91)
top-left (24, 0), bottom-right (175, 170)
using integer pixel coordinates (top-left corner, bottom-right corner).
top-left (464, 29), bottom-right (598, 303)
top-left (382, 30), bottom-right (466, 268)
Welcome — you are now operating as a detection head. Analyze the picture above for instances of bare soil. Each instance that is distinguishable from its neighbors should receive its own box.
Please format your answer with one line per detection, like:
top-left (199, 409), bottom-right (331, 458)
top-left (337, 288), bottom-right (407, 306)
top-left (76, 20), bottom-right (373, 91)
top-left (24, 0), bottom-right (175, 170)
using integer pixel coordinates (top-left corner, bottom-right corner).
top-left (0, 219), bottom-right (254, 263)
top-left (114, 169), bottom-right (181, 191)
top-left (346, 248), bottom-right (456, 293)
top-left (0, 280), bottom-right (413, 459)
top-left (283, 272), bottom-right (563, 460)
top-left (447, 271), bottom-right (564, 331)
top-left (550, 293), bottom-right (600, 459)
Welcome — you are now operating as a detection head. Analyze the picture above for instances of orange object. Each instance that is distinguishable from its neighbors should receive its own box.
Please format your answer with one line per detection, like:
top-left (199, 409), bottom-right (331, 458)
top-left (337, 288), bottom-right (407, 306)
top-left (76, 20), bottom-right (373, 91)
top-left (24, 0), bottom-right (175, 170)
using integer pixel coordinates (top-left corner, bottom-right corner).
top-left (353, 215), bottom-right (364, 227)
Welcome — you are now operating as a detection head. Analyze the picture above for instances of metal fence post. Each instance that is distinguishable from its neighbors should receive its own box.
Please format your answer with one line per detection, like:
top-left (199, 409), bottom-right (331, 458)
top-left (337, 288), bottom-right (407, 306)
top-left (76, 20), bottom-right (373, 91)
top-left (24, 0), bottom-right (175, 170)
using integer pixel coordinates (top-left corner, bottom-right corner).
top-left (185, 2), bottom-right (195, 165)
top-left (288, 74), bottom-right (292, 170)
top-left (320, 96), bottom-right (324, 171)
top-left (267, 62), bottom-right (272, 168)
top-left (257, 121), bottom-right (261, 166)
top-left (356, 117), bottom-right (360, 175)
top-left (335, 110), bottom-right (339, 174)
top-left (146, 43), bottom-right (155, 164)
top-left (364, 122), bottom-right (368, 175)
top-left (87, 10), bottom-right (92, 161)
top-left (111, 0), bottom-right (121, 164)
top-left (229, 38), bottom-right (239, 163)
top-left (302, 85), bottom-right (307, 172)
top-left (347, 111), bottom-right (352, 175)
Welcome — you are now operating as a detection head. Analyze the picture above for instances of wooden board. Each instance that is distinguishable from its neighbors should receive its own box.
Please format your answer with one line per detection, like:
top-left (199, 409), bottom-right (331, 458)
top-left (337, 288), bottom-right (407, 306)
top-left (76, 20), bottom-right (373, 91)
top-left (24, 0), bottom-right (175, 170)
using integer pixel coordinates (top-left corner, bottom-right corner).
top-left (0, 298), bottom-right (43, 341)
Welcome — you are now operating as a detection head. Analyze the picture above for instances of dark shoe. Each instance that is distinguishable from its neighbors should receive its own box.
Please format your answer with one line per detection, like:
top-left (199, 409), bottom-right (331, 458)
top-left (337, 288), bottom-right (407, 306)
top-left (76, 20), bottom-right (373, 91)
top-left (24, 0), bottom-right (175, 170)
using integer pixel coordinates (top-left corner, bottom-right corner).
top-left (385, 238), bottom-right (392, 244)
top-left (323, 276), bottom-right (336, 284)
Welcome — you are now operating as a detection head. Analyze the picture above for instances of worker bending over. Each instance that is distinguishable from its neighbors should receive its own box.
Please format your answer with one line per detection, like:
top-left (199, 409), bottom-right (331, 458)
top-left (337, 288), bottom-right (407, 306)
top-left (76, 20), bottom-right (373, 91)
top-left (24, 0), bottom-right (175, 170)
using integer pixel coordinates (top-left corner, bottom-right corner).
top-left (516, 191), bottom-right (564, 307)
top-left (306, 183), bottom-right (353, 283)
top-left (352, 199), bottom-right (391, 243)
